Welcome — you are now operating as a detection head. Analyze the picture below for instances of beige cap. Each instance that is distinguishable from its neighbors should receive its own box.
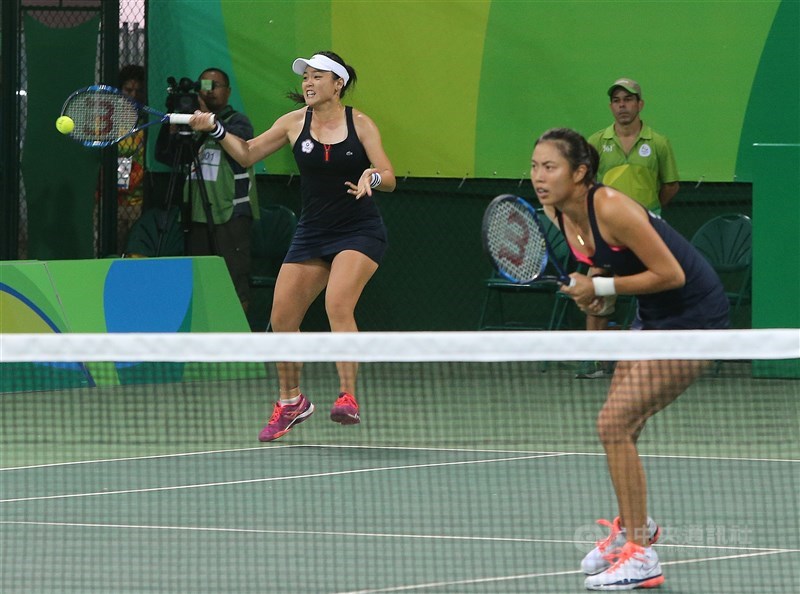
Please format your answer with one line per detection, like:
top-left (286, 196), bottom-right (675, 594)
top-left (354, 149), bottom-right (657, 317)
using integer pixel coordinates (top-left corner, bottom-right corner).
top-left (608, 78), bottom-right (642, 98)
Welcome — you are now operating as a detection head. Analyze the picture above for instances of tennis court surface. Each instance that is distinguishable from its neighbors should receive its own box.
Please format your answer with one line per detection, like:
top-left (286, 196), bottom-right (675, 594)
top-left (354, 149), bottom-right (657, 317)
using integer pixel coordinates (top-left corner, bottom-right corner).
top-left (1, 330), bottom-right (798, 593)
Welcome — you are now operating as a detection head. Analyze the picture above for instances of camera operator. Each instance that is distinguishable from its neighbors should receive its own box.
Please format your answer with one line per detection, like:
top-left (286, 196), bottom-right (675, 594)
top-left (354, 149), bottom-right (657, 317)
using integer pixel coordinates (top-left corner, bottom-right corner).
top-left (155, 67), bottom-right (259, 313)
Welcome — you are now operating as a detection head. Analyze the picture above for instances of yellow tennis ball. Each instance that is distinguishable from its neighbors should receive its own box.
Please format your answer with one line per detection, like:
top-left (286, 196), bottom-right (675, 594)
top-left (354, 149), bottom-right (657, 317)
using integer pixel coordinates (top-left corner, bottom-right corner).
top-left (56, 116), bottom-right (75, 135)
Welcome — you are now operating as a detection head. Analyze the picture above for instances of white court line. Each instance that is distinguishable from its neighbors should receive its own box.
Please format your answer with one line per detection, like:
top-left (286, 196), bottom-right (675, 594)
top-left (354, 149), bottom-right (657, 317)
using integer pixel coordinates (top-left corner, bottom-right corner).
top-left (0, 452), bottom-right (563, 504)
top-left (2, 522), bottom-right (797, 594)
top-left (2, 521), bottom-right (795, 594)
top-left (0, 521), bottom-right (615, 545)
top-left (2, 443), bottom-right (796, 472)
top-left (2, 520), bottom-right (796, 554)
top-left (0, 444), bottom-right (295, 472)
top-left (333, 550), bottom-right (800, 594)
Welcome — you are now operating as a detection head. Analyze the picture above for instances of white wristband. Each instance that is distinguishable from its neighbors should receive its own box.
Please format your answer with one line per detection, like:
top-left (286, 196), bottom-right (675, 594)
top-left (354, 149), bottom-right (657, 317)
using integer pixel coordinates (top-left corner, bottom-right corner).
top-left (592, 276), bottom-right (616, 296)
top-left (369, 172), bottom-right (382, 188)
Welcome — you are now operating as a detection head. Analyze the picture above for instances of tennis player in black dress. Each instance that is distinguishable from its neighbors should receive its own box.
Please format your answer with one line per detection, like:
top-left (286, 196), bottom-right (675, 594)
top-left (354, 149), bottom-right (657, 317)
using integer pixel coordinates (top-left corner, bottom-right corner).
top-left (189, 51), bottom-right (395, 442)
top-left (530, 128), bottom-right (728, 591)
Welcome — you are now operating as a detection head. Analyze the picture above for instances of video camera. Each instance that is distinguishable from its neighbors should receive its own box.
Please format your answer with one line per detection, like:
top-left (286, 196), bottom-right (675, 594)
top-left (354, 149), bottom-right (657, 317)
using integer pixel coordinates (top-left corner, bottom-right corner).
top-left (166, 76), bottom-right (201, 114)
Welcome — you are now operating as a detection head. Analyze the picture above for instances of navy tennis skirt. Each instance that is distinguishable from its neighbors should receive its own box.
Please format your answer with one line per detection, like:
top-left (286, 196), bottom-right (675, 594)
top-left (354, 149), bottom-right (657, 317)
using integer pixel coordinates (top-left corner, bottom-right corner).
top-left (631, 298), bottom-right (730, 330)
top-left (284, 221), bottom-right (388, 265)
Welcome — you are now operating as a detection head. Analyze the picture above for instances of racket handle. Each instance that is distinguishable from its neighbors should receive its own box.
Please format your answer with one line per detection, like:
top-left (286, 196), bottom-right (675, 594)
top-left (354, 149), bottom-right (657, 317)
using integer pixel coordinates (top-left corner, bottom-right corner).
top-left (167, 113), bottom-right (216, 126)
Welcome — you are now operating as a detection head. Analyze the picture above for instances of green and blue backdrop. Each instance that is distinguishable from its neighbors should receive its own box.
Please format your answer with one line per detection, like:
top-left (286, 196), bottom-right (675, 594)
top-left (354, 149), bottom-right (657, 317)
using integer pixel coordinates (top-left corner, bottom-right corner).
top-left (0, 257), bottom-right (255, 391)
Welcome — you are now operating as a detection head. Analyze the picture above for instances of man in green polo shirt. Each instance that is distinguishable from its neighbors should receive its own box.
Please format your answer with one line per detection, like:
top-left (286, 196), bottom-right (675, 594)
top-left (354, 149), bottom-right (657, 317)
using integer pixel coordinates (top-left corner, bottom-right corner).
top-left (578, 79), bottom-right (680, 378)
top-left (588, 78), bottom-right (679, 215)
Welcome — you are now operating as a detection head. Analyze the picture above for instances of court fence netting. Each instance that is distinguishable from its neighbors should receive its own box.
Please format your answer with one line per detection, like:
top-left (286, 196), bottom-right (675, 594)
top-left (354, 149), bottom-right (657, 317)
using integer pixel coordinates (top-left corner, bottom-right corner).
top-left (1, 329), bottom-right (798, 593)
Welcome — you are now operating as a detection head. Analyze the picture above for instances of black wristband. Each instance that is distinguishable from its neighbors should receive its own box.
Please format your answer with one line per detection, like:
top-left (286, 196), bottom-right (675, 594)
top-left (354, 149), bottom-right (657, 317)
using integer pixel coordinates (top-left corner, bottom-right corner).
top-left (210, 121), bottom-right (226, 140)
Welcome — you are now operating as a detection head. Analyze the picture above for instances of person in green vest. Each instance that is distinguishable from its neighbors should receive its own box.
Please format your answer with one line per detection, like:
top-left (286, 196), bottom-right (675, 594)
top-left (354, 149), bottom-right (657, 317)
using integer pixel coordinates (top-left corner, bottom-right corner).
top-left (156, 67), bottom-right (259, 313)
top-left (578, 78), bottom-right (680, 379)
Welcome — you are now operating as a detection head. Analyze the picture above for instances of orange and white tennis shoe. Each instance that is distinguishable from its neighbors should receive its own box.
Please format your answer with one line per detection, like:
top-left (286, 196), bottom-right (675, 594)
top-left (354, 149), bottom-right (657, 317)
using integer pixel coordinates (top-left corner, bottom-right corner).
top-left (584, 541), bottom-right (664, 590)
top-left (582, 516), bottom-right (661, 575)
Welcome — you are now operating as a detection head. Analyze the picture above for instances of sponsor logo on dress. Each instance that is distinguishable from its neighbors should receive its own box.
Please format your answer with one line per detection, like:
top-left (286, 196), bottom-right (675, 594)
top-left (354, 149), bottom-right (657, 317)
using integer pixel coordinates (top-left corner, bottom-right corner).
top-left (301, 139), bottom-right (314, 154)
top-left (639, 143), bottom-right (652, 157)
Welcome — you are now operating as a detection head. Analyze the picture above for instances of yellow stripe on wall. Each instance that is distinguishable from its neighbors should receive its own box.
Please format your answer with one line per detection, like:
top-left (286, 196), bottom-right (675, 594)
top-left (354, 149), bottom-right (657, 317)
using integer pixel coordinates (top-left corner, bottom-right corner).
top-left (331, 0), bottom-right (491, 178)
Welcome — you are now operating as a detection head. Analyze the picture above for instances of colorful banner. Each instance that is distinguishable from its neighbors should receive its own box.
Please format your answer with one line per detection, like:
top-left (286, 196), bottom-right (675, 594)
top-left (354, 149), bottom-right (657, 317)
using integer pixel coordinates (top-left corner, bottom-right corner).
top-left (0, 257), bottom-right (255, 391)
top-left (147, 0), bottom-right (797, 182)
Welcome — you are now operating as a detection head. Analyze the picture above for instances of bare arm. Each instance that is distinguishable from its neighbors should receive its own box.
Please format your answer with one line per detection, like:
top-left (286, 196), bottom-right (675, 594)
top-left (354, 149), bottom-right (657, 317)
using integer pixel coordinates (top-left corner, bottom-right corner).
top-left (658, 181), bottom-right (680, 208)
top-left (561, 187), bottom-right (685, 304)
top-left (347, 109), bottom-right (396, 199)
top-left (188, 109), bottom-right (299, 168)
top-left (596, 187), bottom-right (685, 295)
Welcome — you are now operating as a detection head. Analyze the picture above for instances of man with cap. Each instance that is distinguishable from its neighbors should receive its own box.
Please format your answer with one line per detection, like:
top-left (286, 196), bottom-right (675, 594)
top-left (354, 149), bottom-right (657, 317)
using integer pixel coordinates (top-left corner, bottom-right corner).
top-left (578, 79), bottom-right (680, 379)
top-left (588, 78), bottom-right (679, 215)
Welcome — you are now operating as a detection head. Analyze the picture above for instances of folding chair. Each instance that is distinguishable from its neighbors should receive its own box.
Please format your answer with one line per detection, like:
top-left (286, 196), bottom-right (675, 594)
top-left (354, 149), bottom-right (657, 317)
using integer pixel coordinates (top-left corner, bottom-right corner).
top-left (691, 213), bottom-right (753, 373)
top-left (690, 213), bottom-right (752, 327)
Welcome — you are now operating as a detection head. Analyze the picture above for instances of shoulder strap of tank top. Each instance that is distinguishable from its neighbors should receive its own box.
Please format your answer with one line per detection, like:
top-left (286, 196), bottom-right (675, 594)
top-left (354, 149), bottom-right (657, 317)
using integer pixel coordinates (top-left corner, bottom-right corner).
top-left (345, 105), bottom-right (356, 134)
top-left (555, 208), bottom-right (566, 235)
top-left (302, 107), bottom-right (313, 135)
top-left (587, 184), bottom-right (603, 241)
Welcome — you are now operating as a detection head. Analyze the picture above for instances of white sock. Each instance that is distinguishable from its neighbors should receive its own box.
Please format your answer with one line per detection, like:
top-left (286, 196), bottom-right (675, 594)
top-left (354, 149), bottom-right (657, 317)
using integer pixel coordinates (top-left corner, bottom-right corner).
top-left (280, 395), bottom-right (301, 406)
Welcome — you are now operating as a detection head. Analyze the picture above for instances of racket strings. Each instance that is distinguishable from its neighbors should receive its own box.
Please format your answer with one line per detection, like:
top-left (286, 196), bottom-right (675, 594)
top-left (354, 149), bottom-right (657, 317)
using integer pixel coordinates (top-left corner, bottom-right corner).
top-left (487, 201), bottom-right (548, 281)
top-left (64, 92), bottom-right (139, 143)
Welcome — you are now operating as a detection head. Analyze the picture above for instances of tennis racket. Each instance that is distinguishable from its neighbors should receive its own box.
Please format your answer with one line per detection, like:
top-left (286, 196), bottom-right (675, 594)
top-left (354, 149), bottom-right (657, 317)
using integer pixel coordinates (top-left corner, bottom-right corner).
top-left (59, 84), bottom-right (209, 148)
top-left (482, 194), bottom-right (575, 286)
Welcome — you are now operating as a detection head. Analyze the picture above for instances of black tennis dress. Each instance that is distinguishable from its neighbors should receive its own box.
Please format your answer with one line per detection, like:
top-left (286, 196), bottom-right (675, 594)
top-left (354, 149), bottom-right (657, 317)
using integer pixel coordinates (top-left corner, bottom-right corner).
top-left (558, 185), bottom-right (730, 330)
top-left (285, 106), bottom-right (388, 265)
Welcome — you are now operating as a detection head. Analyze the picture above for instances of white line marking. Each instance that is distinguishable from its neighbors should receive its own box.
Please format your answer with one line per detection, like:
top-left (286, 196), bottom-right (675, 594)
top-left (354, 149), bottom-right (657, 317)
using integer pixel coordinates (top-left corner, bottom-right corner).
top-left (2, 443), bottom-right (795, 472)
top-left (332, 549), bottom-right (799, 593)
top-left (0, 453), bottom-right (563, 503)
top-left (2, 520), bottom-right (795, 553)
top-left (0, 444), bottom-right (294, 471)
top-left (2, 521), bottom-right (796, 593)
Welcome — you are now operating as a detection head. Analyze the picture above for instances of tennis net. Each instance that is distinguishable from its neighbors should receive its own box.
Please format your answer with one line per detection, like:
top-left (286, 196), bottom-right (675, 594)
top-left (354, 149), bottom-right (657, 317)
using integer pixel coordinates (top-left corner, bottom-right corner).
top-left (1, 329), bottom-right (798, 593)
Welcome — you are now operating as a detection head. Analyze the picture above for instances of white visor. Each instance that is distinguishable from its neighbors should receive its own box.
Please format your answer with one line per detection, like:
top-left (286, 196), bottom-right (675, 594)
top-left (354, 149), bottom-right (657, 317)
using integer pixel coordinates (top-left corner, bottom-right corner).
top-left (292, 54), bottom-right (349, 85)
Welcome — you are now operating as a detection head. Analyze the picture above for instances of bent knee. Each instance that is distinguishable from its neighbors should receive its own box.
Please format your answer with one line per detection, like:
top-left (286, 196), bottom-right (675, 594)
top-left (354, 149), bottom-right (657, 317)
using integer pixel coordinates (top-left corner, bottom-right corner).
top-left (325, 297), bottom-right (357, 324)
top-left (596, 409), bottom-right (642, 445)
top-left (270, 303), bottom-right (305, 332)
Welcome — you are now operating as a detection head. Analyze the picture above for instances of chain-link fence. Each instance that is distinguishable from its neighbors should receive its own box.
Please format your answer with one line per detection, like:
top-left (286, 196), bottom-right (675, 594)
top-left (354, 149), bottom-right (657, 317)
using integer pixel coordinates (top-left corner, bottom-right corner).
top-left (112, 1), bottom-right (147, 256)
top-left (7, 0), bottom-right (145, 260)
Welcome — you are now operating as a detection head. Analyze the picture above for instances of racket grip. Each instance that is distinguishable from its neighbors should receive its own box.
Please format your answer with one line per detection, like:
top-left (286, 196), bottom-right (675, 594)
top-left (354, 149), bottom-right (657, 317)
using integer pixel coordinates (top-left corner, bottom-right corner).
top-left (168, 113), bottom-right (216, 126)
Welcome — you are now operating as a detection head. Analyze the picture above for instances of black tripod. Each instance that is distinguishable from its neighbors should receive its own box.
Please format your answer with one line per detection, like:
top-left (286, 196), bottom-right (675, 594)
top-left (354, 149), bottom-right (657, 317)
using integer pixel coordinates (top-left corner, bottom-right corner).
top-left (157, 126), bottom-right (217, 257)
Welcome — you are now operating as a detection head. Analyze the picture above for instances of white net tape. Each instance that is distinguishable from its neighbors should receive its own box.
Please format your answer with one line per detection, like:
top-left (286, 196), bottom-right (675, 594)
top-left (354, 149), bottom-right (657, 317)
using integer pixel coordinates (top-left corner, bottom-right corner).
top-left (2, 329), bottom-right (798, 362)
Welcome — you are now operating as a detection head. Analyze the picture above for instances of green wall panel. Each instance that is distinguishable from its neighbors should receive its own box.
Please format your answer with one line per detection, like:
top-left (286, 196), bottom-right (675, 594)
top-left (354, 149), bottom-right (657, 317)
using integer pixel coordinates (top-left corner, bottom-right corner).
top-left (332, 1), bottom-right (491, 179)
top-left (22, 15), bottom-right (101, 259)
top-left (147, 0), bottom-right (793, 181)
top-left (737, 0), bottom-right (800, 180)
